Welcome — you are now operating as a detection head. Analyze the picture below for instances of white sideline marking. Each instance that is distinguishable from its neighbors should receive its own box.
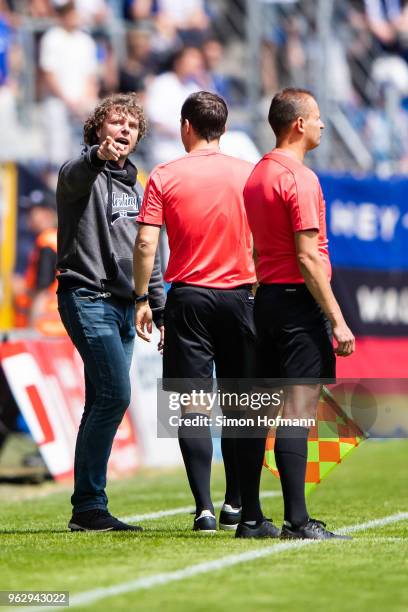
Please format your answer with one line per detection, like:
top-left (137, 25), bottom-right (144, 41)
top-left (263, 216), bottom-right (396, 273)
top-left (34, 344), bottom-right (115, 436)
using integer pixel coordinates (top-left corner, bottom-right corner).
top-left (337, 512), bottom-right (408, 534)
top-left (365, 537), bottom-right (405, 542)
top-left (28, 511), bottom-right (407, 611)
top-left (121, 491), bottom-right (280, 523)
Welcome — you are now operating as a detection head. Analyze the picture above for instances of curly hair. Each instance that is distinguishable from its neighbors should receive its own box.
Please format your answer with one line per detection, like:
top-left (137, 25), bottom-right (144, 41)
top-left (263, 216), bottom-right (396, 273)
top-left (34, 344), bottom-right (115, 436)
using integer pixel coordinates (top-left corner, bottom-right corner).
top-left (83, 93), bottom-right (147, 147)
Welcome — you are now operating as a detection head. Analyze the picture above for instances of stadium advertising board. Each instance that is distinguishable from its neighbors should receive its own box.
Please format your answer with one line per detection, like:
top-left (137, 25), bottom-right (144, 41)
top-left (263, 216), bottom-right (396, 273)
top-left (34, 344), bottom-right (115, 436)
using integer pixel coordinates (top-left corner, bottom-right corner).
top-left (331, 268), bottom-right (408, 337)
top-left (0, 338), bottom-right (140, 480)
top-left (320, 173), bottom-right (408, 270)
top-left (321, 174), bottom-right (407, 379)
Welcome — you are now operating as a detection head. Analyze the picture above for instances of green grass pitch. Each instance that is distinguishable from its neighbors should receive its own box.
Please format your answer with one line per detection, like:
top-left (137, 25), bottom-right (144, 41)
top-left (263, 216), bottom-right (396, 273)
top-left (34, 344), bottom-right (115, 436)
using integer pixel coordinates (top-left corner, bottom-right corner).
top-left (0, 439), bottom-right (407, 612)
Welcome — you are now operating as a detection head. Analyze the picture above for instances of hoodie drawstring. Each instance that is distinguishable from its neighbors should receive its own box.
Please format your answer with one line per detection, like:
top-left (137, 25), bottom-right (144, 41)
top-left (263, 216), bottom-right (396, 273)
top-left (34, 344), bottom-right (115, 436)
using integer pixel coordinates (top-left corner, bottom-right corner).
top-left (107, 171), bottom-right (113, 227)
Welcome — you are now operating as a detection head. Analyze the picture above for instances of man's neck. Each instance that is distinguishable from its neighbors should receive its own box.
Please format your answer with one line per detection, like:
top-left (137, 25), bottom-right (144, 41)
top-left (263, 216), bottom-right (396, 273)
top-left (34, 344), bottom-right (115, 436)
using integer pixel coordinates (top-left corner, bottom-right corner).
top-left (114, 157), bottom-right (126, 169)
top-left (274, 141), bottom-right (306, 163)
top-left (188, 139), bottom-right (220, 153)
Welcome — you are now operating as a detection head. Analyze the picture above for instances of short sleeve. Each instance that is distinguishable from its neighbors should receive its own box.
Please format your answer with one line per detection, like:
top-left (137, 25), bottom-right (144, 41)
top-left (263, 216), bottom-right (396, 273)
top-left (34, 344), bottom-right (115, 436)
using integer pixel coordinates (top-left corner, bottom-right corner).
top-left (282, 170), bottom-right (320, 233)
top-left (39, 31), bottom-right (55, 72)
top-left (137, 170), bottom-right (164, 226)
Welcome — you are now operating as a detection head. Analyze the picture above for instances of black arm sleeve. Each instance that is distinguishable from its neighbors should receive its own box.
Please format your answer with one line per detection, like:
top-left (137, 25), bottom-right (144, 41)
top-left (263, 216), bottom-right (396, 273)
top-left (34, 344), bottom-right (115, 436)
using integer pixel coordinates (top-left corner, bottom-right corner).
top-left (148, 248), bottom-right (166, 328)
top-left (35, 247), bottom-right (57, 290)
top-left (57, 145), bottom-right (106, 202)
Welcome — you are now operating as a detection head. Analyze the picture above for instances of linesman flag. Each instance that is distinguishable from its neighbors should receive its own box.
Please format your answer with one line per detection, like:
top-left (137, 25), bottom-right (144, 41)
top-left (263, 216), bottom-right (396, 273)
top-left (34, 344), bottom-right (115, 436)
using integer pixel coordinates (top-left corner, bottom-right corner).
top-left (264, 387), bottom-right (365, 495)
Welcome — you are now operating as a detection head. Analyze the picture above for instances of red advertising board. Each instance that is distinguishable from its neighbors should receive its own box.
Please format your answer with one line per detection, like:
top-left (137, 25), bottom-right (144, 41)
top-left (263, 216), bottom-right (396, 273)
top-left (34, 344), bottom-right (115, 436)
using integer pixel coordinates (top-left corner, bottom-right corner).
top-left (0, 338), bottom-right (140, 480)
top-left (336, 337), bottom-right (408, 378)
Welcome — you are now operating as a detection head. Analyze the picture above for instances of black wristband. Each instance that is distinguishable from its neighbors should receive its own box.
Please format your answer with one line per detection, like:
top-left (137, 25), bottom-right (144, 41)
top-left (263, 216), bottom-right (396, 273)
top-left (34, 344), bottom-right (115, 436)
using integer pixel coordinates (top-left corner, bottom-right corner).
top-left (152, 309), bottom-right (164, 328)
top-left (135, 292), bottom-right (149, 303)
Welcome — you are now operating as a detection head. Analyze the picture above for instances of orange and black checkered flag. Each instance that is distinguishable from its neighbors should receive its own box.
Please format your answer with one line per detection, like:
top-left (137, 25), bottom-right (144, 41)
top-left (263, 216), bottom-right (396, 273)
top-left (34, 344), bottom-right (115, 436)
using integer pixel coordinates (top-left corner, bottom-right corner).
top-left (264, 387), bottom-right (365, 495)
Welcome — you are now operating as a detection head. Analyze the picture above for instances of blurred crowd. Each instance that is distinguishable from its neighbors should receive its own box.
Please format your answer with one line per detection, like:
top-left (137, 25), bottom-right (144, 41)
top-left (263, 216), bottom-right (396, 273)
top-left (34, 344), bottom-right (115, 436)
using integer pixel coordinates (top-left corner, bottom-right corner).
top-left (257, 0), bottom-right (408, 173)
top-left (2, 0), bottom-right (408, 175)
top-left (0, 0), bottom-right (248, 173)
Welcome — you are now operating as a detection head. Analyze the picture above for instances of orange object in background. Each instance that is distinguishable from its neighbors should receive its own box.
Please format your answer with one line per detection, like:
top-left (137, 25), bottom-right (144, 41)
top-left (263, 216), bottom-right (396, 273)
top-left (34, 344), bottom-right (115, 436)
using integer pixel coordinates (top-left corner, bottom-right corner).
top-left (264, 388), bottom-right (364, 496)
top-left (23, 227), bottom-right (65, 337)
top-left (0, 338), bottom-right (140, 480)
top-left (13, 195), bottom-right (65, 337)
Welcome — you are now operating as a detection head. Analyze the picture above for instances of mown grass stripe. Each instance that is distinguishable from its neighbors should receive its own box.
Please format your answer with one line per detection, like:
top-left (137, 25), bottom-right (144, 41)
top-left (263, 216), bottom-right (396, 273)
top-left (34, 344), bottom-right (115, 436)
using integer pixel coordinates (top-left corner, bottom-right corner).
top-left (121, 491), bottom-right (280, 523)
top-left (25, 511), bottom-right (408, 611)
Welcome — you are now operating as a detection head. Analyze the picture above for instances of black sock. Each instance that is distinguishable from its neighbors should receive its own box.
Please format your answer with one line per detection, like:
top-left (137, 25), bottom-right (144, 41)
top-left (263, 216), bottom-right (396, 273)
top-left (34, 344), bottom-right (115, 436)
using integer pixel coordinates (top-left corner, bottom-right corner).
top-left (274, 426), bottom-right (309, 528)
top-left (236, 429), bottom-right (268, 523)
top-left (178, 413), bottom-right (214, 516)
top-left (221, 431), bottom-right (241, 508)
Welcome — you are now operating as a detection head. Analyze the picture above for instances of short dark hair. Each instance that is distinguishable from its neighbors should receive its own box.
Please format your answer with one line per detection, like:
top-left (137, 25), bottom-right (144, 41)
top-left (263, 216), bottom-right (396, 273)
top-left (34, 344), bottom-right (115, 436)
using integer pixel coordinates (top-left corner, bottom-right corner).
top-left (268, 88), bottom-right (315, 137)
top-left (53, 0), bottom-right (75, 15)
top-left (181, 91), bottom-right (228, 142)
top-left (83, 93), bottom-right (147, 147)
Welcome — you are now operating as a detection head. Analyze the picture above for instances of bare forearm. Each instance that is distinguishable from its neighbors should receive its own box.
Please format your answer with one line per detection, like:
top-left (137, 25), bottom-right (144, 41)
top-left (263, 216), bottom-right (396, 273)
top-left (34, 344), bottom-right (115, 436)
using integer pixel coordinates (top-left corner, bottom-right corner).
top-left (133, 236), bottom-right (157, 295)
top-left (84, 78), bottom-right (98, 105)
top-left (295, 229), bottom-right (354, 355)
top-left (298, 254), bottom-right (344, 326)
top-left (43, 71), bottom-right (67, 101)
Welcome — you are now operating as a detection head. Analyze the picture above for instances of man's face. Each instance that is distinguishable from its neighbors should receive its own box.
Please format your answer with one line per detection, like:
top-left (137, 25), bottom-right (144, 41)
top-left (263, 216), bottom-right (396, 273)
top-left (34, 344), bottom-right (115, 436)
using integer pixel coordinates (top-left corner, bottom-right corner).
top-left (27, 207), bottom-right (56, 234)
top-left (59, 7), bottom-right (79, 32)
top-left (303, 97), bottom-right (325, 150)
top-left (175, 49), bottom-right (204, 81)
top-left (203, 40), bottom-right (223, 71)
top-left (97, 109), bottom-right (140, 160)
top-left (127, 30), bottom-right (151, 60)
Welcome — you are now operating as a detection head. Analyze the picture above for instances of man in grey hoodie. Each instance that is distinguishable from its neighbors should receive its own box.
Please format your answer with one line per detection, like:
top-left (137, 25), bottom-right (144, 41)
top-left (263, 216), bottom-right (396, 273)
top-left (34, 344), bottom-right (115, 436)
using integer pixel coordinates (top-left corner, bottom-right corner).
top-left (57, 93), bottom-right (165, 532)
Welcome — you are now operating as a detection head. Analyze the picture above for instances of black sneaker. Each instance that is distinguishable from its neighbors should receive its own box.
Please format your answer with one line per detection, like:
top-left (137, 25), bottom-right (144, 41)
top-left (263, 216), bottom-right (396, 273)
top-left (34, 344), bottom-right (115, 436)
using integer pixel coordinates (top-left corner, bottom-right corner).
top-left (281, 518), bottom-right (352, 540)
top-left (68, 509), bottom-right (143, 532)
top-left (219, 504), bottom-right (242, 531)
top-left (235, 518), bottom-right (280, 539)
top-left (193, 510), bottom-right (216, 533)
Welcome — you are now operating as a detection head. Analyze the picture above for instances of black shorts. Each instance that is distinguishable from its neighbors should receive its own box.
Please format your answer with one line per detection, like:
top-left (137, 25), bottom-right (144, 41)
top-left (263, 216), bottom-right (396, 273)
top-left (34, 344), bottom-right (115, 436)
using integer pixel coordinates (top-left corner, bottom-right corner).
top-left (163, 283), bottom-right (257, 391)
top-left (254, 283), bottom-right (336, 382)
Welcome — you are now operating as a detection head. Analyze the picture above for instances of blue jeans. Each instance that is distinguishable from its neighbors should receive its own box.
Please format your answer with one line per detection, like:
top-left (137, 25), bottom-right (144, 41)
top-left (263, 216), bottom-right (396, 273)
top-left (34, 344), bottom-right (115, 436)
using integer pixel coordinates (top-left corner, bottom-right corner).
top-left (57, 288), bottom-right (135, 512)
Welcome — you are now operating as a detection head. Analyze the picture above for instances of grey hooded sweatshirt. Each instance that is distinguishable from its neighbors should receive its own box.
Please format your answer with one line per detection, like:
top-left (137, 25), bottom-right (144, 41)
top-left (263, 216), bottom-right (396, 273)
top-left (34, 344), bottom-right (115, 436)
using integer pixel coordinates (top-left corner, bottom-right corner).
top-left (56, 145), bottom-right (165, 325)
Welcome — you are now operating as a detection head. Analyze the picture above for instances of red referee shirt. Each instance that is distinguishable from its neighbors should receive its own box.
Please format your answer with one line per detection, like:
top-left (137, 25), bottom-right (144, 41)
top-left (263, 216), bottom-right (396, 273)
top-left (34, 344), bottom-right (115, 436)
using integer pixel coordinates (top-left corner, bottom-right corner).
top-left (137, 149), bottom-right (256, 288)
top-left (244, 149), bottom-right (331, 284)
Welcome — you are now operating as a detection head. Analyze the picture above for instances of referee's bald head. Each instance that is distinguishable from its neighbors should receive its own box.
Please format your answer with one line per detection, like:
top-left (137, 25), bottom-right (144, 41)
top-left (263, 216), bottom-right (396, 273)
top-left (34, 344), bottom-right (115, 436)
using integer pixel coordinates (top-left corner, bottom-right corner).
top-left (268, 88), bottom-right (316, 138)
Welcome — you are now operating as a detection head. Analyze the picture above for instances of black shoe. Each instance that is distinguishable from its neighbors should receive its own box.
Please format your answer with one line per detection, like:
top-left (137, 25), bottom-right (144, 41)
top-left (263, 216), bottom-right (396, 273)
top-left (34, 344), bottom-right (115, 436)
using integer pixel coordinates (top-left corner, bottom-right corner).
top-left (235, 518), bottom-right (280, 539)
top-left (219, 504), bottom-right (242, 531)
top-left (281, 518), bottom-right (352, 540)
top-left (68, 509), bottom-right (143, 532)
top-left (193, 510), bottom-right (216, 533)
